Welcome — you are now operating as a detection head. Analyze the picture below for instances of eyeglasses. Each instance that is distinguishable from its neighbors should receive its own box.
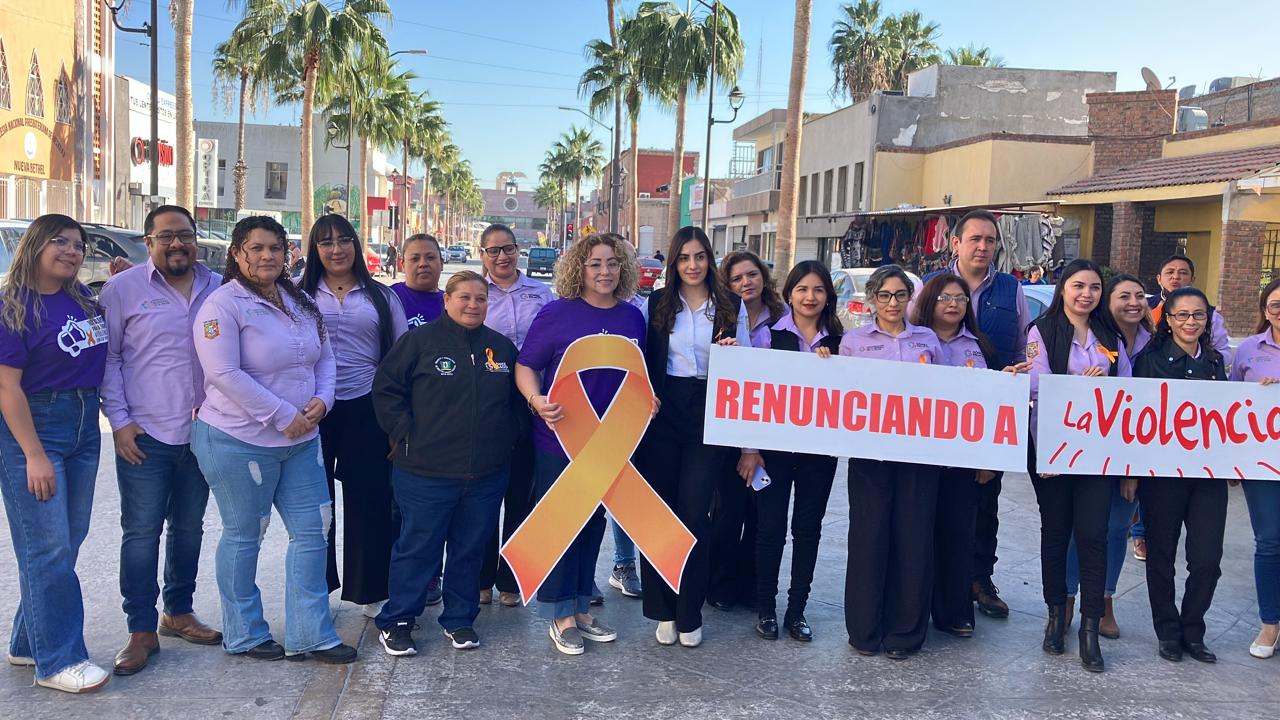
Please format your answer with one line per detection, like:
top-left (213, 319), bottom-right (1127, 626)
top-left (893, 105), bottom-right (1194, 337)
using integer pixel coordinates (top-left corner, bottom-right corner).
top-left (316, 237), bottom-right (356, 249)
top-left (873, 290), bottom-right (911, 304)
top-left (1266, 301), bottom-right (1280, 315)
top-left (1168, 311), bottom-right (1208, 323)
top-left (147, 230), bottom-right (198, 245)
top-left (584, 259), bottom-right (622, 273)
top-left (482, 243), bottom-right (519, 258)
top-left (47, 235), bottom-right (87, 254)
top-left (936, 293), bottom-right (969, 305)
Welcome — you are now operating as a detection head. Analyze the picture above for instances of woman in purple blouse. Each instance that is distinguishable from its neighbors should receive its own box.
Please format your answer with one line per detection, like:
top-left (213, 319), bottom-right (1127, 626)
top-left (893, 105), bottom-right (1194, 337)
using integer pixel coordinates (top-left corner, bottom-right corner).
top-left (191, 216), bottom-right (355, 665)
top-left (0, 215), bottom-right (109, 693)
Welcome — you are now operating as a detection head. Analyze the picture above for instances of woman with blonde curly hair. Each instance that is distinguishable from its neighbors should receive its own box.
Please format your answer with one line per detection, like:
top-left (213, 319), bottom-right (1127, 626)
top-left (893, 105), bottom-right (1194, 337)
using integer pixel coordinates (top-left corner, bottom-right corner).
top-left (515, 233), bottom-right (650, 655)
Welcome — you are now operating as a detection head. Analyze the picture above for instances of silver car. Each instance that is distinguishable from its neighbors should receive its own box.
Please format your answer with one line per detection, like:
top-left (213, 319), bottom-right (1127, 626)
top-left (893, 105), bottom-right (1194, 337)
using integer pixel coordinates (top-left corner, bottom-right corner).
top-left (79, 224), bottom-right (149, 293)
top-left (832, 267), bottom-right (925, 330)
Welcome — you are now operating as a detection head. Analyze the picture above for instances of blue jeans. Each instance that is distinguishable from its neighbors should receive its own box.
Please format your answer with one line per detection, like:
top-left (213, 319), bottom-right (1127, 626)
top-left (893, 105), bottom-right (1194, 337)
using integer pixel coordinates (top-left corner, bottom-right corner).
top-left (377, 466), bottom-right (506, 632)
top-left (191, 421), bottom-right (339, 655)
top-left (611, 517), bottom-right (636, 565)
top-left (0, 389), bottom-right (100, 679)
top-left (1131, 502), bottom-right (1146, 540)
top-left (1243, 480), bottom-right (1280, 624)
top-left (117, 434), bottom-right (210, 632)
top-left (1066, 479), bottom-right (1137, 597)
top-left (533, 451), bottom-right (606, 620)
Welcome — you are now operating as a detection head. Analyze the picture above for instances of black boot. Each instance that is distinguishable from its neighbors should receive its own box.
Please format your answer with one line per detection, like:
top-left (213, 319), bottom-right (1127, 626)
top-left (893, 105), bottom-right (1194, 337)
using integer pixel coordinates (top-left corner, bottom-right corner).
top-left (1079, 617), bottom-right (1105, 672)
top-left (1042, 604), bottom-right (1066, 655)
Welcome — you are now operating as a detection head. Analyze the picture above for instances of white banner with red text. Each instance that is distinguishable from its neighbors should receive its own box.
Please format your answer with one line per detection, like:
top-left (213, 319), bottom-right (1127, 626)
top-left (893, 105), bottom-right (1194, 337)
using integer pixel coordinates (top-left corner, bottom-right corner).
top-left (1036, 374), bottom-right (1280, 480)
top-left (703, 345), bottom-right (1030, 471)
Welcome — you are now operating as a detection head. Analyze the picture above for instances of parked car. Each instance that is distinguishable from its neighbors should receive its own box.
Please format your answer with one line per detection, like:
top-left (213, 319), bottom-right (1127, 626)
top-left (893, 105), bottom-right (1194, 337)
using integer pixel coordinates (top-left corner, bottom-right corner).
top-left (79, 224), bottom-right (149, 293)
top-left (365, 245), bottom-right (382, 275)
top-left (637, 257), bottom-right (664, 294)
top-left (446, 244), bottom-right (469, 263)
top-left (196, 238), bottom-right (230, 273)
top-left (1022, 284), bottom-right (1055, 320)
top-left (0, 224), bottom-right (16, 285)
top-left (527, 246), bottom-right (558, 277)
top-left (832, 267), bottom-right (925, 330)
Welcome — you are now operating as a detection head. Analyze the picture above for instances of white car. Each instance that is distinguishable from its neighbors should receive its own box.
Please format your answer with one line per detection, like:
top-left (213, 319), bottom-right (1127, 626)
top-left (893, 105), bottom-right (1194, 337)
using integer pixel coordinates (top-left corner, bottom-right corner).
top-left (446, 245), bottom-right (468, 263)
top-left (832, 267), bottom-right (925, 330)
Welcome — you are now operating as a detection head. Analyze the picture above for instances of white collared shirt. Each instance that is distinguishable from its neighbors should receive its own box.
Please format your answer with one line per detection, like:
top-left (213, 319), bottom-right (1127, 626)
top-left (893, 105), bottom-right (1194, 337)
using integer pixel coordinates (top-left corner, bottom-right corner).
top-left (646, 292), bottom-right (752, 378)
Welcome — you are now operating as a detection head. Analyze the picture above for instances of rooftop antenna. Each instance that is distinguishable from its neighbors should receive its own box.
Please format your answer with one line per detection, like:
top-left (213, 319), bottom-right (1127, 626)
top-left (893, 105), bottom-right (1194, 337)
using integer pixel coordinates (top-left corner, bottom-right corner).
top-left (1141, 67), bottom-right (1163, 92)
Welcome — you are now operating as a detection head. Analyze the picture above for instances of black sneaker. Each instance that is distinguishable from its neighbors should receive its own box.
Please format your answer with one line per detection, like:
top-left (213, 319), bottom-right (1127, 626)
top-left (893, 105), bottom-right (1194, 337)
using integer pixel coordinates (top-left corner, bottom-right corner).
top-left (425, 576), bottom-right (443, 607)
top-left (310, 643), bottom-right (358, 664)
top-left (444, 626), bottom-right (480, 650)
top-left (243, 640), bottom-right (285, 661)
top-left (380, 622), bottom-right (418, 657)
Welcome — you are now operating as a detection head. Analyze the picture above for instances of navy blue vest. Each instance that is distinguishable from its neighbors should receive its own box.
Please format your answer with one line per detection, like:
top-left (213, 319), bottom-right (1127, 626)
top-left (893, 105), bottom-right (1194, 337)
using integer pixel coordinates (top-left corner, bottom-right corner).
top-left (924, 268), bottom-right (1021, 368)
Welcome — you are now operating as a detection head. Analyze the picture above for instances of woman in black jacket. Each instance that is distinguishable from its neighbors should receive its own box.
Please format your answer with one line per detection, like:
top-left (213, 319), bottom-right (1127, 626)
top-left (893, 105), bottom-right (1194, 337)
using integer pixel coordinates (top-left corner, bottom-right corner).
top-left (1126, 287), bottom-right (1229, 664)
top-left (370, 270), bottom-right (520, 657)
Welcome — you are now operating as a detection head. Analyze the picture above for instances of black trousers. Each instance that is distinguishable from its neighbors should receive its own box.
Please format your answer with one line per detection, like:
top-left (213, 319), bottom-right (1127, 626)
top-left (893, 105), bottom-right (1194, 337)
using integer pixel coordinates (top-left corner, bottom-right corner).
top-left (639, 376), bottom-right (727, 633)
top-left (1029, 442), bottom-right (1110, 618)
top-left (932, 466), bottom-right (980, 629)
top-left (972, 472), bottom-right (1003, 581)
top-left (845, 458), bottom-right (939, 653)
top-left (1137, 477), bottom-right (1227, 644)
top-left (755, 450), bottom-right (836, 617)
top-left (319, 393), bottom-right (398, 604)
top-left (709, 453), bottom-right (757, 604)
top-left (479, 429), bottom-right (536, 593)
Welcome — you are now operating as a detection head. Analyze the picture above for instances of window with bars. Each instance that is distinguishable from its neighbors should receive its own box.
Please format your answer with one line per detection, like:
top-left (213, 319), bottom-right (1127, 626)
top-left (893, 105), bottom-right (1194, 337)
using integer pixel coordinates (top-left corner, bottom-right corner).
top-left (25, 49), bottom-right (43, 117)
top-left (1263, 227), bottom-right (1280, 287)
top-left (0, 37), bottom-right (10, 110)
top-left (54, 66), bottom-right (71, 124)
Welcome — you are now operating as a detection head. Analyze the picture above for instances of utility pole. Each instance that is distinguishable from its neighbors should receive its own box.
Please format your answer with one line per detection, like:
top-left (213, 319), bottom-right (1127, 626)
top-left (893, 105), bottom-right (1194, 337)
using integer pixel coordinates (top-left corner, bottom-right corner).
top-left (106, 0), bottom-right (158, 210)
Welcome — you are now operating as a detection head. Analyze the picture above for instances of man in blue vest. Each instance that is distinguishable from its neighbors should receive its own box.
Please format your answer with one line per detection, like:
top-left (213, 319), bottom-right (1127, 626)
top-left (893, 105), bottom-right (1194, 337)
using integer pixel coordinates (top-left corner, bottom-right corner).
top-left (925, 209), bottom-right (1031, 620)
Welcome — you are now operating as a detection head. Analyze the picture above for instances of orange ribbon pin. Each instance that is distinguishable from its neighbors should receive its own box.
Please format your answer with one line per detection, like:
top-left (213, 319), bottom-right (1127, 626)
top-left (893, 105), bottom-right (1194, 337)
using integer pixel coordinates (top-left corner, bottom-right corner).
top-left (500, 334), bottom-right (696, 604)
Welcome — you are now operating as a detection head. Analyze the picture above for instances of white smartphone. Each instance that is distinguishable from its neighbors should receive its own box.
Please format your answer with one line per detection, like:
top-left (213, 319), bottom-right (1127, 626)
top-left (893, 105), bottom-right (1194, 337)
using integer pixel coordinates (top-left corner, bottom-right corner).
top-left (751, 465), bottom-right (771, 492)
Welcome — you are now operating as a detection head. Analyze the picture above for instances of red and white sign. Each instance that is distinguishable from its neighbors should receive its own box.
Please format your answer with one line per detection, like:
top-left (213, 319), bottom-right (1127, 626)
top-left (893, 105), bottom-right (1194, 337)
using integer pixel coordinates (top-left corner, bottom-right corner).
top-left (704, 345), bottom-right (1030, 471)
top-left (1036, 375), bottom-right (1280, 480)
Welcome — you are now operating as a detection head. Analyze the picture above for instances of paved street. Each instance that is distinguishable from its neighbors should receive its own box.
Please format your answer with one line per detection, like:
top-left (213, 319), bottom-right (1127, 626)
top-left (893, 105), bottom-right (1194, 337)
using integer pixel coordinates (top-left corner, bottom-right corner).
top-left (1, 423), bottom-right (1276, 720)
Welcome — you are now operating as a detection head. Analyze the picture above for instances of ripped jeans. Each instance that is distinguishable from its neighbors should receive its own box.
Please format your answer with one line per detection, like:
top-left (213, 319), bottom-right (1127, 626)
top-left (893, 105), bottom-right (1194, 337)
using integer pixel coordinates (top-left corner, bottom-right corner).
top-left (191, 421), bottom-right (340, 655)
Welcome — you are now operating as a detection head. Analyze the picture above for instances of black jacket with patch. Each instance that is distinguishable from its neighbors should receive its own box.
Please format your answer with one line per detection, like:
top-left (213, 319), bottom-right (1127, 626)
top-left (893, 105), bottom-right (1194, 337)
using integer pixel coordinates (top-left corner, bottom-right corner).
top-left (372, 312), bottom-right (521, 479)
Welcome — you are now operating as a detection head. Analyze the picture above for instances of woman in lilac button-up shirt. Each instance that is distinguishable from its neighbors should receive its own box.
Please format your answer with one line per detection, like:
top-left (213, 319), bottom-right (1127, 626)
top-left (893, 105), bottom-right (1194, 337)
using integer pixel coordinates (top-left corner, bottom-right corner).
top-left (836, 264), bottom-right (943, 660)
top-left (191, 216), bottom-right (355, 664)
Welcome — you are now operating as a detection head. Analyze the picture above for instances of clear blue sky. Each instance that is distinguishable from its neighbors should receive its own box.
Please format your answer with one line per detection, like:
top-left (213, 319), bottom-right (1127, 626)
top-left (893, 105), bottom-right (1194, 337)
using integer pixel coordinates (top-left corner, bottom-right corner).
top-left (112, 0), bottom-right (1279, 193)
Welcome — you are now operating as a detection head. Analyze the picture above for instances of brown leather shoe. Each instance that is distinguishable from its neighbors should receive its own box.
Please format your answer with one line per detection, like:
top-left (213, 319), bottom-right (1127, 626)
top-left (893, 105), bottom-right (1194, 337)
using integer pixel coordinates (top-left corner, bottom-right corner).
top-left (1100, 596), bottom-right (1120, 639)
top-left (159, 613), bottom-right (223, 646)
top-left (479, 589), bottom-right (493, 605)
top-left (972, 578), bottom-right (1010, 619)
top-left (113, 632), bottom-right (159, 676)
top-left (499, 591), bottom-right (521, 607)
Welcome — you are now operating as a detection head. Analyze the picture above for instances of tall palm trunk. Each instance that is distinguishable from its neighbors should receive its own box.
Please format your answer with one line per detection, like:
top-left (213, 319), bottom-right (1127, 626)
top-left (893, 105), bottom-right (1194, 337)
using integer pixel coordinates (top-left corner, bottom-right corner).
top-left (173, 0), bottom-right (194, 208)
top-left (300, 50), bottom-right (319, 240)
top-left (775, 0), bottom-right (811, 272)
top-left (630, 116), bottom-right (640, 246)
top-left (233, 68), bottom-right (248, 212)
top-left (667, 83), bottom-right (687, 236)
top-left (608, 0), bottom-right (621, 235)
top-left (359, 137), bottom-right (369, 238)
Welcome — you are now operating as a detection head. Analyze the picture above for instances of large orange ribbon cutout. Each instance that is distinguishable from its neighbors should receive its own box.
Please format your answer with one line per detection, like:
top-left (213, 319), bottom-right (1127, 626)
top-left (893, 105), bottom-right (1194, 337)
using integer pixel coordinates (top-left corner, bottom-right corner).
top-left (501, 334), bottom-right (696, 604)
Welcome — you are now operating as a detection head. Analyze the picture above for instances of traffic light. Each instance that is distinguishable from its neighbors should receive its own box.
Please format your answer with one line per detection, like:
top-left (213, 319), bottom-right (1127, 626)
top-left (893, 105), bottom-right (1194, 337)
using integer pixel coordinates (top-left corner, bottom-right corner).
top-left (565, 223), bottom-right (574, 243)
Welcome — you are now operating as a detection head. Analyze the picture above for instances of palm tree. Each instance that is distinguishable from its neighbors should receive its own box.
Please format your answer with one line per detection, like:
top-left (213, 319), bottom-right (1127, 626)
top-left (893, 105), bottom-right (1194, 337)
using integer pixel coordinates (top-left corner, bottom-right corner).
top-left (427, 142), bottom-right (460, 237)
top-left (883, 10), bottom-right (940, 92)
top-left (407, 100), bottom-right (449, 236)
top-left (776, 0), bottom-right (811, 273)
top-left (540, 145), bottom-right (573, 243)
top-left (171, 0), bottom-right (194, 207)
top-left (211, 29), bottom-right (272, 212)
top-left (554, 127), bottom-right (606, 233)
top-left (579, 35), bottom-right (628, 238)
top-left (623, 1), bottom-right (744, 237)
top-left (253, 0), bottom-right (391, 238)
top-left (533, 179), bottom-right (561, 244)
top-left (829, 0), bottom-right (891, 101)
top-left (945, 43), bottom-right (1006, 68)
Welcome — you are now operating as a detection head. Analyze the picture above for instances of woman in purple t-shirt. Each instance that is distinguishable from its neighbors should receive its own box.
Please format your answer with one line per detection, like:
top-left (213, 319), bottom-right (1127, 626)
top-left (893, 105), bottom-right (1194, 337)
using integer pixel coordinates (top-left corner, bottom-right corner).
top-left (516, 233), bottom-right (648, 656)
top-left (0, 214), bottom-right (109, 693)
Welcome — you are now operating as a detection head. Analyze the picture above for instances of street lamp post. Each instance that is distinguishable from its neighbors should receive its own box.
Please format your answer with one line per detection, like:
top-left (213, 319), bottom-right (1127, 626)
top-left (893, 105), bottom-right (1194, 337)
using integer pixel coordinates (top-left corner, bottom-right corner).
top-left (106, 0), bottom-right (159, 210)
top-left (558, 106), bottom-right (619, 235)
top-left (694, 0), bottom-right (745, 232)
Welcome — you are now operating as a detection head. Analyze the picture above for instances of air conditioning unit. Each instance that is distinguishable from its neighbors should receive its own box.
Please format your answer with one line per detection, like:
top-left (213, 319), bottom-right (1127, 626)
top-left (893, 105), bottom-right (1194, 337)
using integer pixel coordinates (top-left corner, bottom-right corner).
top-left (1177, 107), bottom-right (1209, 133)
top-left (639, 192), bottom-right (651, 198)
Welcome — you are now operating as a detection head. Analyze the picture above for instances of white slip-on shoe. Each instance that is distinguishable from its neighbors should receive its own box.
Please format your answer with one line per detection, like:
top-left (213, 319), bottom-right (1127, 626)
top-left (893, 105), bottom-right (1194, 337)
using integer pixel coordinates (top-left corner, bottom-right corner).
top-left (1249, 631), bottom-right (1280, 659)
top-left (655, 621), bottom-right (678, 646)
top-left (679, 626), bottom-right (703, 648)
top-left (362, 600), bottom-right (386, 619)
top-left (35, 660), bottom-right (110, 694)
top-left (6, 654), bottom-right (34, 667)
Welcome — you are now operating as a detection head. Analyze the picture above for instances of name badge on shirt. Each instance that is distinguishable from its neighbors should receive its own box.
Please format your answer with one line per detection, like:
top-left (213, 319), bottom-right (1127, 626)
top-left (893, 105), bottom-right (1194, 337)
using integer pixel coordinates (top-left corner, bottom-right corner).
top-left (139, 297), bottom-right (172, 310)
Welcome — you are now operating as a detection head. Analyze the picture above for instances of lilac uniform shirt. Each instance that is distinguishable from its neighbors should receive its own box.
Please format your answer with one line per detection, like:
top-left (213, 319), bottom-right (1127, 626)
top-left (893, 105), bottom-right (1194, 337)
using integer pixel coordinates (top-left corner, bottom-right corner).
top-left (769, 310), bottom-right (828, 352)
top-left (193, 279), bottom-right (336, 447)
top-left (747, 306), bottom-right (778, 350)
top-left (1230, 330), bottom-right (1280, 382)
top-left (100, 260), bottom-right (219, 445)
top-left (937, 327), bottom-right (989, 369)
top-left (517, 298), bottom-right (647, 457)
top-left (0, 288), bottom-right (107, 394)
top-left (838, 320), bottom-right (943, 364)
top-left (484, 271), bottom-right (553, 349)
top-left (390, 282), bottom-right (444, 328)
top-left (311, 278), bottom-right (408, 400)
top-left (1025, 323), bottom-right (1132, 438)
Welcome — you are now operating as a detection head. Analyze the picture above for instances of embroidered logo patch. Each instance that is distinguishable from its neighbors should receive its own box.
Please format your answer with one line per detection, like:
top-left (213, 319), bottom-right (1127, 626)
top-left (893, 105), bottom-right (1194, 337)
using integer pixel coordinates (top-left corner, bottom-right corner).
top-left (483, 347), bottom-right (509, 372)
top-left (1026, 341), bottom-right (1040, 360)
top-left (435, 356), bottom-right (457, 375)
top-left (202, 319), bottom-right (220, 340)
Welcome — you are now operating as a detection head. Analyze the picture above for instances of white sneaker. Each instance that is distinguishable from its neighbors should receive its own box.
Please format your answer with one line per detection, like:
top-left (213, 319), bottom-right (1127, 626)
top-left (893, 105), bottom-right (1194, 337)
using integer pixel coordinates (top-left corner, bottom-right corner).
top-left (35, 660), bottom-right (110, 693)
top-left (655, 620), bottom-right (678, 646)
top-left (6, 654), bottom-right (34, 667)
top-left (679, 626), bottom-right (703, 648)
top-left (362, 600), bottom-right (387, 619)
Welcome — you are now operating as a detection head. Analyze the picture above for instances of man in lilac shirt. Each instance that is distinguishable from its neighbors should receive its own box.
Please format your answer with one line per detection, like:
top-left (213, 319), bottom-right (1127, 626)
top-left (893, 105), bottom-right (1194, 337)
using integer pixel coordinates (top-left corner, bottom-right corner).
top-left (390, 234), bottom-right (445, 327)
top-left (99, 205), bottom-right (223, 675)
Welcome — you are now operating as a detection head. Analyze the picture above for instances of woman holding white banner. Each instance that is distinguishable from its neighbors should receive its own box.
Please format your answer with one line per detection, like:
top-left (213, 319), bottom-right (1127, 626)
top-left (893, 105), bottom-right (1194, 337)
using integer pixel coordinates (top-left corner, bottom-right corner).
top-left (835, 264), bottom-right (943, 660)
top-left (1126, 287), bottom-right (1229, 664)
top-left (1026, 258), bottom-right (1131, 673)
top-left (1230, 278), bottom-right (1280, 659)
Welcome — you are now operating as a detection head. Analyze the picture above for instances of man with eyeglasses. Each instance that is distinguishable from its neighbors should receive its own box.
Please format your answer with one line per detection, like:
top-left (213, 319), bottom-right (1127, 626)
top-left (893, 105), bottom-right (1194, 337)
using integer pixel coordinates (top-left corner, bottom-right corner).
top-left (99, 205), bottom-right (223, 676)
top-left (1148, 255), bottom-right (1231, 362)
top-left (476, 223), bottom-right (552, 607)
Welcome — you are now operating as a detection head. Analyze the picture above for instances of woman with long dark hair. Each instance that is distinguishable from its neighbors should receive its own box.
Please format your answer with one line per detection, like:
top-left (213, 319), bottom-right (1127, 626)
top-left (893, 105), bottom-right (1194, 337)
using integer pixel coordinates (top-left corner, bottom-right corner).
top-left (1126, 287), bottom-right (1228, 664)
top-left (1230, 278), bottom-right (1280, 659)
top-left (1026, 258), bottom-right (1130, 673)
top-left (640, 226), bottom-right (750, 648)
top-left (299, 215), bottom-right (407, 616)
top-left (738, 260), bottom-right (841, 642)
top-left (192, 216), bottom-right (355, 664)
top-left (0, 215), bottom-right (110, 692)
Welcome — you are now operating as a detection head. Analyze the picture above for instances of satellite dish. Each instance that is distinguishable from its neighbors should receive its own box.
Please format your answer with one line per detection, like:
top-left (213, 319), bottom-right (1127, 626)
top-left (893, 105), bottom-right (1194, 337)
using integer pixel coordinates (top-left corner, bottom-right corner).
top-left (1141, 67), bottom-right (1162, 92)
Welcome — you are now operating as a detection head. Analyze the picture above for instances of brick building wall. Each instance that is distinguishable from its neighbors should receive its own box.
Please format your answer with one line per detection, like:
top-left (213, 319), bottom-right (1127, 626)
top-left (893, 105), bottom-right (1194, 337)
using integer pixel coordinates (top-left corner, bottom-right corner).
top-left (1091, 205), bottom-right (1112, 265)
top-left (1188, 78), bottom-right (1280, 128)
top-left (1109, 201), bottom-right (1142, 275)
top-left (1137, 205), bottom-right (1184, 284)
top-left (1217, 220), bottom-right (1267, 333)
top-left (1086, 90), bottom-right (1177, 175)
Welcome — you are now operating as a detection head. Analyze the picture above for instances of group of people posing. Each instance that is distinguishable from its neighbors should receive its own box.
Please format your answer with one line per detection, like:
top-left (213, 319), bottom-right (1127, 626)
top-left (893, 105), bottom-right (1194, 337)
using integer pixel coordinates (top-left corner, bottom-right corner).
top-left (2, 206), bottom-right (1280, 695)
